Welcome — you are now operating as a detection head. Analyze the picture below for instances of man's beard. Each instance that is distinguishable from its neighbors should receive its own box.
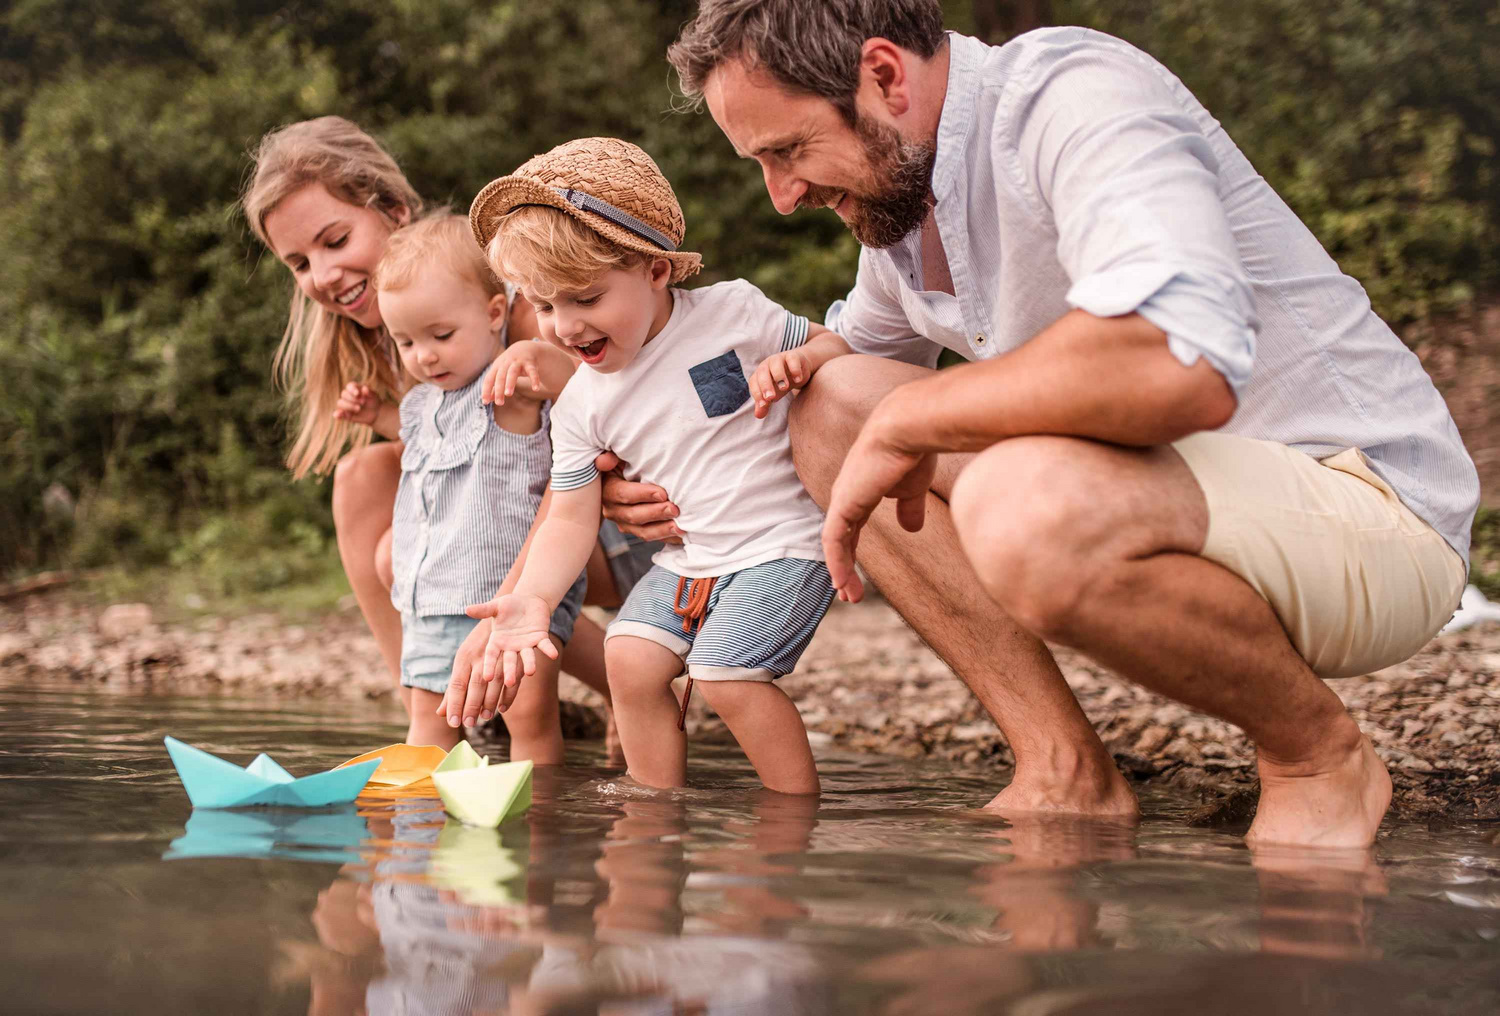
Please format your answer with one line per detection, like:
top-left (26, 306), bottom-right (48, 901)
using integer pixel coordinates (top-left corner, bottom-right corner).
top-left (804, 116), bottom-right (936, 249)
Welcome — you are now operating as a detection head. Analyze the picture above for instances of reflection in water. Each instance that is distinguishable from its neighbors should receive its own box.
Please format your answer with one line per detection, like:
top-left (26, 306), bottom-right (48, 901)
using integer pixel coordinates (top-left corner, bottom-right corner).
top-left (5, 677), bottom-right (1500, 1015)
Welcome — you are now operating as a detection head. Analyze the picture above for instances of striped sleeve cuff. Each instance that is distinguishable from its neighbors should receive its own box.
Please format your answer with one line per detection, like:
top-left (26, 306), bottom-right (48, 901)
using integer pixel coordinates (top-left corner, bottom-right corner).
top-left (550, 463), bottom-right (600, 492)
top-left (780, 312), bottom-right (810, 352)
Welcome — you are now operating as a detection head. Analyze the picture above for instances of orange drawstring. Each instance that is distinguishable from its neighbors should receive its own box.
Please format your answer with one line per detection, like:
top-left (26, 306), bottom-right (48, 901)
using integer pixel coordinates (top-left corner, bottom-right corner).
top-left (672, 576), bottom-right (717, 731)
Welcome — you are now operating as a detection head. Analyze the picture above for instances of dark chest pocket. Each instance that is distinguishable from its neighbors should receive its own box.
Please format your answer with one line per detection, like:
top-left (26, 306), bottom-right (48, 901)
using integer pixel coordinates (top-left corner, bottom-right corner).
top-left (688, 351), bottom-right (750, 419)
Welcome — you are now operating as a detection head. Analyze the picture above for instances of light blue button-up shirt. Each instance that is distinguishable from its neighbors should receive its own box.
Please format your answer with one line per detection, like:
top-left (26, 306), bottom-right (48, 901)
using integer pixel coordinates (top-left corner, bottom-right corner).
top-left (831, 28), bottom-right (1478, 561)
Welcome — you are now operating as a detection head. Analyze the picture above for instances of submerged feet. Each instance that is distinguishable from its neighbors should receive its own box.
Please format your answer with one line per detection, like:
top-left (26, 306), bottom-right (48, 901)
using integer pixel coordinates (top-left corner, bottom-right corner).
top-left (1247, 734), bottom-right (1392, 849)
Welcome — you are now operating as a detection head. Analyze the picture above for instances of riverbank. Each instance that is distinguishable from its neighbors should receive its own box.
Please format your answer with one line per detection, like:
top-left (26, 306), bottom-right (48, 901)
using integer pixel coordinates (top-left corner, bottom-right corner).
top-left (4, 589), bottom-right (1497, 825)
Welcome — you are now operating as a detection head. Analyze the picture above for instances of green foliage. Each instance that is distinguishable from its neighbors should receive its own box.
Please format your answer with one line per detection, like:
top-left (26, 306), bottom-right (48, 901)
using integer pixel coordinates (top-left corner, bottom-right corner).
top-left (1, 0), bottom-right (1496, 585)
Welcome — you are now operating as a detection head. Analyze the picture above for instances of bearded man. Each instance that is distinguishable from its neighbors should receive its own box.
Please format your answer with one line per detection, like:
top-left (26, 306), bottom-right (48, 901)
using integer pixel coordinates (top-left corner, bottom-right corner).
top-left (595, 0), bottom-right (1477, 847)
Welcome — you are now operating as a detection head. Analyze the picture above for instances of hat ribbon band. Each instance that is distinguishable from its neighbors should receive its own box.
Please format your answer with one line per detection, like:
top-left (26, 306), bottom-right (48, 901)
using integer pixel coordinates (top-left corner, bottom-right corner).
top-left (557, 187), bottom-right (678, 252)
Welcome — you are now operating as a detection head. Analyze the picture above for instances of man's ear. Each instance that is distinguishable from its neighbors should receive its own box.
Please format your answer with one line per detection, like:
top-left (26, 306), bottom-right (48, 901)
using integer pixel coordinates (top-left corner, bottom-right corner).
top-left (487, 291), bottom-right (510, 332)
top-left (648, 257), bottom-right (673, 290)
top-left (858, 38), bottom-right (912, 117)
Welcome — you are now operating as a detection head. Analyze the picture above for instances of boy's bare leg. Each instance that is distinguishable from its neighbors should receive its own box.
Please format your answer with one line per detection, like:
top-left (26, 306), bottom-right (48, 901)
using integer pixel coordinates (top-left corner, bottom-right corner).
top-left (695, 680), bottom-right (820, 795)
top-left (332, 442), bottom-right (407, 708)
top-left (501, 654), bottom-right (565, 766)
top-left (791, 357), bottom-right (1136, 817)
top-left (606, 635), bottom-right (689, 787)
top-left (407, 688), bottom-right (463, 750)
top-left (949, 436), bottom-right (1391, 848)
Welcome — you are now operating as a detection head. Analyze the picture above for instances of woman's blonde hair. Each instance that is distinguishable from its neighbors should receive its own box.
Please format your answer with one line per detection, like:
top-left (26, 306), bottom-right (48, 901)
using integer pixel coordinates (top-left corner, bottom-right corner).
top-left (242, 116), bottom-right (425, 478)
top-left (489, 205), bottom-right (652, 301)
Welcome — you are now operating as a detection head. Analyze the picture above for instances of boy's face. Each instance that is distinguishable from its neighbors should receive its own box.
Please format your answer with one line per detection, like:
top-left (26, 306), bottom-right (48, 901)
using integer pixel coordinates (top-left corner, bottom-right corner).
top-left (379, 267), bottom-right (505, 391)
top-left (523, 260), bottom-right (672, 375)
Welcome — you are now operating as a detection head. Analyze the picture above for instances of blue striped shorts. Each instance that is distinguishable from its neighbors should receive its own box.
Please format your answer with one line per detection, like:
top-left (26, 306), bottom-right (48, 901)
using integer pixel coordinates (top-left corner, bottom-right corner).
top-left (605, 558), bottom-right (835, 682)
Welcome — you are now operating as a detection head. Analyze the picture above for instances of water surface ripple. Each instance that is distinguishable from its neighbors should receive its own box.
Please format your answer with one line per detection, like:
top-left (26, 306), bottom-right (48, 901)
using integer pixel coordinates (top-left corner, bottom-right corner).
top-left (2, 677), bottom-right (1498, 1014)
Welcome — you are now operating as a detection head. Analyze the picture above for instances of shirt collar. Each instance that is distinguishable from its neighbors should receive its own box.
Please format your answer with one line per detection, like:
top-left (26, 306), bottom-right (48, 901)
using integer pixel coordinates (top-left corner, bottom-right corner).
top-left (930, 31), bottom-right (984, 204)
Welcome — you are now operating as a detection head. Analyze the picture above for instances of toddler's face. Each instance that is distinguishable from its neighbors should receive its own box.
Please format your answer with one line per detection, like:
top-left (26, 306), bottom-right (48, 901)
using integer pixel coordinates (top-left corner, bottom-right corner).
top-left (379, 268), bottom-right (505, 391)
top-left (263, 182), bottom-right (402, 330)
top-left (523, 261), bottom-right (671, 375)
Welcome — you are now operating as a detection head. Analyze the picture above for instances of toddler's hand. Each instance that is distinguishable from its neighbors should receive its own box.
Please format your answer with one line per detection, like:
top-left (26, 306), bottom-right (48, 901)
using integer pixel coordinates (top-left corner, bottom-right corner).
top-left (482, 342), bottom-right (548, 406)
top-left (436, 593), bottom-right (558, 726)
top-left (750, 349), bottom-right (812, 419)
top-left (333, 382), bottom-right (381, 426)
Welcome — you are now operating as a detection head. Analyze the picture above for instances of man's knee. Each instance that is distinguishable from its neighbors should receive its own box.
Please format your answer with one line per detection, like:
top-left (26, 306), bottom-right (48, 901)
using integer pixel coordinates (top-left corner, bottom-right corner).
top-left (949, 438), bottom-right (1103, 641)
top-left (791, 355), bottom-right (935, 504)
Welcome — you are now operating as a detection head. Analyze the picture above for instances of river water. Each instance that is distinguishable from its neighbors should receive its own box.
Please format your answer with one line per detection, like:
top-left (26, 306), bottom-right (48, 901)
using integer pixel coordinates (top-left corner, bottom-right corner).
top-left (2, 676), bottom-right (1498, 1014)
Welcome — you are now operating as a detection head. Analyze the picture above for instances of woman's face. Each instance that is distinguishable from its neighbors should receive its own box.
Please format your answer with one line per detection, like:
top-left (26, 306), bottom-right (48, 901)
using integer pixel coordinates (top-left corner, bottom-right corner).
top-left (263, 182), bottom-right (405, 329)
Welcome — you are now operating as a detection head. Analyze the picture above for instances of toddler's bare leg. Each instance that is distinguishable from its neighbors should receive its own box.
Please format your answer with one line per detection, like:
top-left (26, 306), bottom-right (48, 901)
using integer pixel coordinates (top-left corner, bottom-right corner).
top-left (606, 636), bottom-right (688, 787)
top-left (502, 655), bottom-right (565, 766)
top-left (407, 688), bottom-right (462, 750)
top-left (695, 681), bottom-right (819, 795)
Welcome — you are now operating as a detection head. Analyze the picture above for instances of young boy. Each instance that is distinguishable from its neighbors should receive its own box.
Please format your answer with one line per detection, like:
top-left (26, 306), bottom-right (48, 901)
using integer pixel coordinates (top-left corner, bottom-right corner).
top-left (348, 213), bottom-right (587, 759)
top-left (450, 138), bottom-right (850, 794)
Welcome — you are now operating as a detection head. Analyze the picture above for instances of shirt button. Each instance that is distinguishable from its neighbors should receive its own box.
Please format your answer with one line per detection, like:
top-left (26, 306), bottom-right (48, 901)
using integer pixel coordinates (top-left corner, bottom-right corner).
top-left (974, 333), bottom-right (987, 347)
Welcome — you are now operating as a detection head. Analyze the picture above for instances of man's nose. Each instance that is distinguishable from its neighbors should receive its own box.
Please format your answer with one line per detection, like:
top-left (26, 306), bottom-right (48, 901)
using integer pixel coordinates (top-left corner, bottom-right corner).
top-left (762, 163), bottom-right (808, 216)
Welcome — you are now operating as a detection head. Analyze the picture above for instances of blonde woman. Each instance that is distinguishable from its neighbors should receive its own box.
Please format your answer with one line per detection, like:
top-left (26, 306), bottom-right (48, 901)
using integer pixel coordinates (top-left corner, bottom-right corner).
top-left (242, 116), bottom-right (652, 727)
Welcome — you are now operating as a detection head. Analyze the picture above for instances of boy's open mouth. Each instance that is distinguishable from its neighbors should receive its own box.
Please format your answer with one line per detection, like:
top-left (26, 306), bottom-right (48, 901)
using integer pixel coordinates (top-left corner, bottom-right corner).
top-left (575, 337), bottom-right (609, 364)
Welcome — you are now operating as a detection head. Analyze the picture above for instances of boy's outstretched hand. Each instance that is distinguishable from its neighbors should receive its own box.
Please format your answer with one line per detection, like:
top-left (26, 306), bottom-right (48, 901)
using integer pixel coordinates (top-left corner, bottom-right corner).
top-left (750, 349), bottom-right (813, 418)
top-left (436, 593), bottom-right (559, 727)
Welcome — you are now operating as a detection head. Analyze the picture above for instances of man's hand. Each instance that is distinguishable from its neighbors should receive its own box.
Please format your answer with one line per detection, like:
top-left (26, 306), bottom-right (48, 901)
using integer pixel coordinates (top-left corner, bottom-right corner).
top-left (436, 594), bottom-right (558, 726)
top-left (750, 349), bottom-right (813, 418)
top-left (333, 382), bottom-right (381, 426)
top-left (595, 451), bottom-right (684, 544)
top-left (820, 405), bottom-right (938, 603)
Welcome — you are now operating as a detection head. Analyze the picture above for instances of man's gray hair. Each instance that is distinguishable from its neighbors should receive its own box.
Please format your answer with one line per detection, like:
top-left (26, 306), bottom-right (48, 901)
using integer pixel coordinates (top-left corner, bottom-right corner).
top-left (667, 0), bottom-right (945, 123)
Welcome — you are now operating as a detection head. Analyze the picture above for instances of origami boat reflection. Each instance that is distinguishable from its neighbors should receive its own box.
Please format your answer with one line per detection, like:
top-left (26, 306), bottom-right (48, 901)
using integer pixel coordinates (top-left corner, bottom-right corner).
top-left (163, 736), bottom-right (381, 809)
top-left (427, 819), bottom-right (529, 906)
top-left (432, 741), bottom-right (533, 828)
top-left (163, 805), bottom-right (370, 864)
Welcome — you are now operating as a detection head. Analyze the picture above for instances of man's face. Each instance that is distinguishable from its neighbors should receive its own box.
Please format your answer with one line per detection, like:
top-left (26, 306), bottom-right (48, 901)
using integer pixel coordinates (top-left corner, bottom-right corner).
top-left (703, 58), bottom-right (935, 249)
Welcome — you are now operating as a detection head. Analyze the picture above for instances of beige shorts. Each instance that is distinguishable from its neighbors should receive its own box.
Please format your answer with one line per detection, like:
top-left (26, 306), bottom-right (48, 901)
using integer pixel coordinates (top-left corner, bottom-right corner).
top-left (1174, 432), bottom-right (1465, 679)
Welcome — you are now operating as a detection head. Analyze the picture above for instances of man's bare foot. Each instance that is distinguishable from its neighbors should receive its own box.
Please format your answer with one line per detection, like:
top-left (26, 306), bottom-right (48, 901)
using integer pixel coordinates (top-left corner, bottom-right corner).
top-left (1247, 735), bottom-right (1392, 849)
top-left (983, 760), bottom-right (1139, 819)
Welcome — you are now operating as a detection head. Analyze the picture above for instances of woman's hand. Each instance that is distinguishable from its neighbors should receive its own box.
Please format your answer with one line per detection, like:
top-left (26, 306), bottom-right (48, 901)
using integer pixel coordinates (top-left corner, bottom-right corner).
top-left (596, 451), bottom-right (684, 544)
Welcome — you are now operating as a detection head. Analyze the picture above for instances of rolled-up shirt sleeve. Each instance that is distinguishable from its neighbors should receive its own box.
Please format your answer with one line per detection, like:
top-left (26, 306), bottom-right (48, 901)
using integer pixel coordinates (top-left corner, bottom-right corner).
top-left (825, 247), bottom-right (944, 369)
top-left (1006, 40), bottom-right (1258, 392)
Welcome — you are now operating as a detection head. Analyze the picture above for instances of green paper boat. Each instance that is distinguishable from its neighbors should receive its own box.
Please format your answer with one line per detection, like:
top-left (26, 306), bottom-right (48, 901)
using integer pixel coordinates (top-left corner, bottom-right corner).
top-left (427, 820), bottom-right (528, 906)
top-left (431, 741), bottom-right (533, 827)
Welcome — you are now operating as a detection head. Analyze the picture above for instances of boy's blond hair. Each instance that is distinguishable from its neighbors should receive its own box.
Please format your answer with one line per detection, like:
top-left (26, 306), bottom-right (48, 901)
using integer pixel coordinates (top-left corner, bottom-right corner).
top-left (375, 213), bottom-right (506, 300)
top-left (488, 205), bottom-right (654, 301)
top-left (242, 116), bottom-right (425, 479)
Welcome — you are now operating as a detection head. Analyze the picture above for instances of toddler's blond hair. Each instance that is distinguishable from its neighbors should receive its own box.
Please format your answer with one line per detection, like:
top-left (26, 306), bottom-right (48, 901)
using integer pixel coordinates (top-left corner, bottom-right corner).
top-left (375, 213), bottom-right (506, 301)
top-left (488, 206), bottom-right (655, 301)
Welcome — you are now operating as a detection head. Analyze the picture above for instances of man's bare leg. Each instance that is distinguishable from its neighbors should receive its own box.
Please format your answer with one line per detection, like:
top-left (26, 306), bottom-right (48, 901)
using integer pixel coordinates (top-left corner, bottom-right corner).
top-left (791, 356), bottom-right (1136, 816)
top-left (948, 435), bottom-right (1391, 848)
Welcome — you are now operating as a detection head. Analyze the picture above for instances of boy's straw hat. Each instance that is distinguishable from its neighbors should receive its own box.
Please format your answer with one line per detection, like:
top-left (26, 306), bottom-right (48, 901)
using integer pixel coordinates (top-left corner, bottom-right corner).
top-left (470, 138), bottom-right (703, 284)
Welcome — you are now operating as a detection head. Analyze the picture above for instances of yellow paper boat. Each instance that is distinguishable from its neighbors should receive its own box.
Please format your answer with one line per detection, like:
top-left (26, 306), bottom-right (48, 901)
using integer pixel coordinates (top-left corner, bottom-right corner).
top-left (431, 741), bottom-right (533, 828)
top-left (335, 743), bottom-right (450, 789)
top-left (427, 820), bottom-right (528, 906)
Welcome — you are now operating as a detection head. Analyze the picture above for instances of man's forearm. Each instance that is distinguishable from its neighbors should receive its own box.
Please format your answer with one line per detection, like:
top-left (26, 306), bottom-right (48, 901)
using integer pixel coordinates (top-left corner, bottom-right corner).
top-left (877, 311), bottom-right (1237, 454)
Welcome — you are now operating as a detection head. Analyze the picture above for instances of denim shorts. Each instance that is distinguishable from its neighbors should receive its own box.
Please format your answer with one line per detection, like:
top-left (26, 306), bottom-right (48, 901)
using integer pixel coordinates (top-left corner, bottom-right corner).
top-left (399, 572), bottom-right (586, 693)
top-left (604, 558), bottom-right (835, 682)
top-left (598, 519), bottom-right (661, 600)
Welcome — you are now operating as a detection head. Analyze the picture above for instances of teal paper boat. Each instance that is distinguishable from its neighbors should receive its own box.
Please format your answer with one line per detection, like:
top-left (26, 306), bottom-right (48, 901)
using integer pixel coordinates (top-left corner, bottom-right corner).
top-left (163, 806), bottom-right (370, 863)
top-left (431, 741), bottom-right (533, 828)
top-left (163, 736), bottom-right (381, 808)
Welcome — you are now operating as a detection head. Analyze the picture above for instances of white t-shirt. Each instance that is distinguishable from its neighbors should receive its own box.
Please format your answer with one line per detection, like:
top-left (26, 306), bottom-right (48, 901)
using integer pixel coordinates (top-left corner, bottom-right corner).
top-left (549, 279), bottom-right (825, 579)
